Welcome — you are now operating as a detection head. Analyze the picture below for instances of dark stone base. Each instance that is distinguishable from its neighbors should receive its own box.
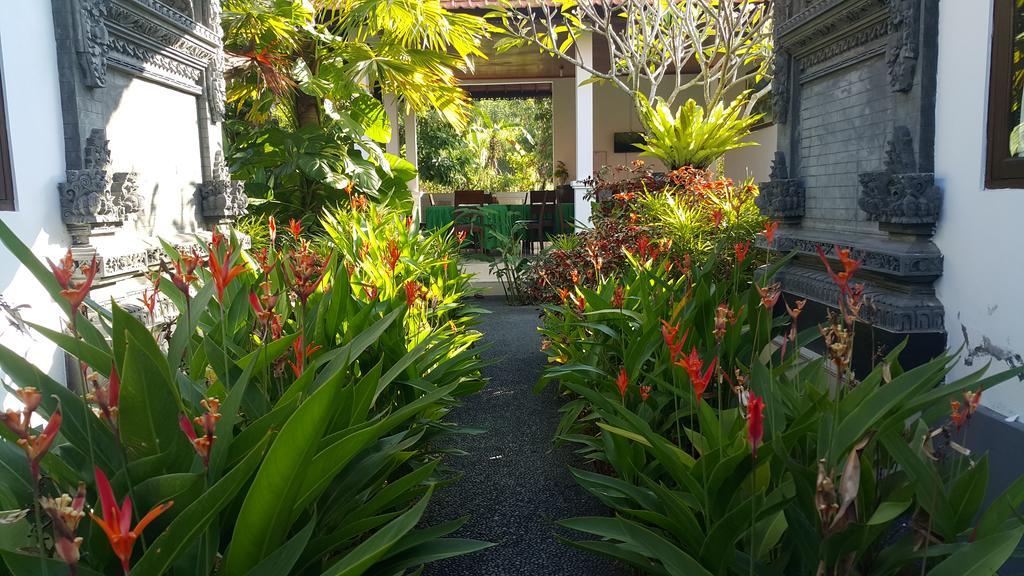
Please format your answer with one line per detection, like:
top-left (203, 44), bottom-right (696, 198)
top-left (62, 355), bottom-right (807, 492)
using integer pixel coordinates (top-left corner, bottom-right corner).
top-left (788, 297), bottom-right (946, 376)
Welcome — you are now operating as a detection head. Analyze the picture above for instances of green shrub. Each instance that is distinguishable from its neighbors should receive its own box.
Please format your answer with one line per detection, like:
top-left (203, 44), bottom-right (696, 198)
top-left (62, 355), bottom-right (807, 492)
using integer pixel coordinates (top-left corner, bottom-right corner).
top-left (0, 205), bottom-right (489, 575)
top-left (539, 246), bottom-right (1024, 574)
top-left (636, 92), bottom-right (761, 170)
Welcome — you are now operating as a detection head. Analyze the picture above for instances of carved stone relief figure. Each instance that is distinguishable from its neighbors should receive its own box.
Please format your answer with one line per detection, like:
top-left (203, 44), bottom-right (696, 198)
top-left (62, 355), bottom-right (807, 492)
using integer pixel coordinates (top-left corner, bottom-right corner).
top-left (76, 0), bottom-right (111, 88)
top-left (756, 152), bottom-right (805, 222)
top-left (59, 130), bottom-right (142, 230)
top-left (887, 0), bottom-right (920, 92)
top-left (198, 152), bottom-right (248, 220)
top-left (858, 126), bottom-right (941, 226)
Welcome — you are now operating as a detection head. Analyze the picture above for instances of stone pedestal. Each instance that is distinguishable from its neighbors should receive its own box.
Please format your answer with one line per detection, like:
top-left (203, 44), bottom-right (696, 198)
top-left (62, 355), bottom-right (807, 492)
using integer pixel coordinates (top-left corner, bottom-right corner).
top-left (762, 0), bottom-right (945, 368)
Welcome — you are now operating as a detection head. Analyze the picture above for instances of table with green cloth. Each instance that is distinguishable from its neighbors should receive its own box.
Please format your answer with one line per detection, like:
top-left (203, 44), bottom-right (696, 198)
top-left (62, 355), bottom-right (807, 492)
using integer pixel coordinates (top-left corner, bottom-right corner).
top-left (424, 204), bottom-right (575, 250)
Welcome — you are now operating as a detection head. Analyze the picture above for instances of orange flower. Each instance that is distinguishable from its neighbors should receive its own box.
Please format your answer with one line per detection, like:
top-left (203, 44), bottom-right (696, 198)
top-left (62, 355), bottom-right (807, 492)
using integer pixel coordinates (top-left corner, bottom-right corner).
top-left (456, 230), bottom-right (468, 244)
top-left (140, 286), bottom-right (158, 320)
top-left (616, 367), bottom-right (628, 400)
top-left (46, 249), bottom-right (76, 290)
top-left (179, 398), bottom-right (220, 467)
top-left (405, 280), bottom-right (420, 307)
top-left (574, 293), bottom-right (586, 314)
top-left (763, 220), bottom-right (779, 245)
top-left (639, 385), bottom-right (652, 401)
top-left (756, 282), bottom-right (782, 310)
top-left (660, 320), bottom-right (687, 362)
top-left (612, 284), bottom-right (625, 308)
top-left (950, 400), bottom-right (966, 431)
top-left (268, 215), bottom-right (277, 243)
top-left (964, 389), bottom-right (982, 415)
top-left (91, 364), bottom-right (121, 425)
top-left (42, 482), bottom-right (87, 572)
top-left (734, 241), bottom-right (750, 264)
top-left (747, 392), bottom-right (765, 458)
top-left (711, 209), bottom-right (725, 228)
top-left (288, 218), bottom-right (302, 239)
top-left (557, 288), bottom-right (570, 303)
top-left (285, 247), bottom-right (329, 306)
top-left (18, 404), bottom-right (61, 480)
top-left (58, 255), bottom-right (98, 315)
top-left (387, 239), bottom-right (401, 271)
top-left (288, 335), bottom-right (321, 378)
top-left (207, 239), bottom-right (247, 303)
top-left (91, 466), bottom-right (172, 574)
top-left (249, 283), bottom-right (278, 328)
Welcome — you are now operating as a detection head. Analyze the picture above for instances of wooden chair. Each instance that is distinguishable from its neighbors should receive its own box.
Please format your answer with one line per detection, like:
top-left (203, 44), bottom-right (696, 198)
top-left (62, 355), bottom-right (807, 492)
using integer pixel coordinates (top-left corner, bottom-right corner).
top-left (522, 190), bottom-right (556, 253)
top-left (454, 190), bottom-right (489, 206)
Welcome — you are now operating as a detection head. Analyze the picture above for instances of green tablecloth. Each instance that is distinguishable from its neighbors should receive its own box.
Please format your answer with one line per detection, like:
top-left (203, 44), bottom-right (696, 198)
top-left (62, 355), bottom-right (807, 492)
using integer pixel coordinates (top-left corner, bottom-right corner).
top-left (424, 204), bottom-right (575, 250)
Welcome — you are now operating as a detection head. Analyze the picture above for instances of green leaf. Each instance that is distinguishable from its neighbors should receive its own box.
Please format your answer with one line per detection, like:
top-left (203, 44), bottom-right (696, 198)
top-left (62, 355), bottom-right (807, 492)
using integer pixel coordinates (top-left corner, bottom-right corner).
top-left (927, 526), bottom-right (1024, 576)
top-left (129, 433), bottom-right (271, 575)
top-left (221, 370), bottom-right (341, 575)
top-left (948, 456), bottom-right (989, 534)
top-left (866, 500), bottom-right (912, 526)
top-left (320, 490), bottom-right (433, 576)
top-left (245, 515), bottom-right (317, 576)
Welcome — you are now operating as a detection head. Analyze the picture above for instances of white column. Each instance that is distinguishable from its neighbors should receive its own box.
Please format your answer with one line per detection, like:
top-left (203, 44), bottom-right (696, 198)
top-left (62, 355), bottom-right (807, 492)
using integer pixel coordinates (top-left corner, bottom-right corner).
top-left (572, 32), bottom-right (594, 228)
top-left (383, 94), bottom-right (400, 156)
top-left (404, 110), bottom-right (421, 224)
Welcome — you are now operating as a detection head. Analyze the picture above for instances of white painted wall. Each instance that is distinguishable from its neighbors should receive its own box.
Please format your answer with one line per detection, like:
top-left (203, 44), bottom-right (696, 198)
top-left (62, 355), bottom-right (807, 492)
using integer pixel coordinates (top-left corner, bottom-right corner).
top-left (0, 2), bottom-right (69, 392)
top-left (933, 0), bottom-right (1024, 418)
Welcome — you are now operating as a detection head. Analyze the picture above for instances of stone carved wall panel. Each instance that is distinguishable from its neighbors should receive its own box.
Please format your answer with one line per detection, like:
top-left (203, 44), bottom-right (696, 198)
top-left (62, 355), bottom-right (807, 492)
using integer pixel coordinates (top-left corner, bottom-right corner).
top-left (59, 130), bottom-right (142, 230)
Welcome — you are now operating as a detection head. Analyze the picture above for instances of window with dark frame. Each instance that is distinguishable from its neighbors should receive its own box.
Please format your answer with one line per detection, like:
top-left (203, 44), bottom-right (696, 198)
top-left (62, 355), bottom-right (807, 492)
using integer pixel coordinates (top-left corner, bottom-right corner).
top-left (986, 0), bottom-right (1024, 188)
top-left (0, 65), bottom-right (12, 211)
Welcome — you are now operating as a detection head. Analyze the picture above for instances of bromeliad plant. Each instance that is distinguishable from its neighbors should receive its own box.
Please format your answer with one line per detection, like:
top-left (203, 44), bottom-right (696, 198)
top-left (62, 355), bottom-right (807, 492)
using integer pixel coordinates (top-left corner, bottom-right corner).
top-left (539, 236), bottom-right (1024, 575)
top-left (0, 204), bottom-right (488, 575)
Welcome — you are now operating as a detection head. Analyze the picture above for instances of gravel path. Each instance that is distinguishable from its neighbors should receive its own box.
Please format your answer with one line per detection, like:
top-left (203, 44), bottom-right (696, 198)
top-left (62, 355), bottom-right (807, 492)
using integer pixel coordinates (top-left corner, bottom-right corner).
top-left (422, 297), bottom-right (627, 576)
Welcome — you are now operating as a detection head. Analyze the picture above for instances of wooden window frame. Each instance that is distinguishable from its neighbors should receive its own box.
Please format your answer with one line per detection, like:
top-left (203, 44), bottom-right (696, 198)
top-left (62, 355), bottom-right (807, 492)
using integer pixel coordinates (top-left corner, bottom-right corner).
top-left (987, 0), bottom-right (1024, 188)
top-left (0, 64), bottom-right (12, 211)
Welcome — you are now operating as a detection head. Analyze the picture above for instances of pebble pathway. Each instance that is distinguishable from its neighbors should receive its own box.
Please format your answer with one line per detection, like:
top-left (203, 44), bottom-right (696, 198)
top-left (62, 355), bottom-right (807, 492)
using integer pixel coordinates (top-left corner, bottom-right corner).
top-left (422, 297), bottom-right (628, 576)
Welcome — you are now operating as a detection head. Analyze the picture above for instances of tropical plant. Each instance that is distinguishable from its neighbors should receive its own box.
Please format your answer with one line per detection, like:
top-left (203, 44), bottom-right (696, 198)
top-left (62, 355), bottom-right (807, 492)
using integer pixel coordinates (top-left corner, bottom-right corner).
top-left (221, 0), bottom-right (491, 220)
top-left (497, 0), bottom-right (773, 114)
top-left (488, 220), bottom-right (530, 305)
top-left (0, 205), bottom-right (490, 575)
top-left (538, 237), bottom-right (1024, 575)
top-left (635, 93), bottom-right (762, 170)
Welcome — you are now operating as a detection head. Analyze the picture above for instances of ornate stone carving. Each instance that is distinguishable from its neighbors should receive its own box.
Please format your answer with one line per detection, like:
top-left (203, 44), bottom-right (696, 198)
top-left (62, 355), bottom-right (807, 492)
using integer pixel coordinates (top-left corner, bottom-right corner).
top-left (774, 265), bottom-right (945, 333)
top-left (858, 126), bottom-right (941, 226)
top-left (887, 0), bottom-right (920, 92)
top-left (767, 234), bottom-right (943, 277)
top-left (772, 52), bottom-right (790, 124)
top-left (207, 54), bottom-right (227, 123)
top-left (756, 152), bottom-right (805, 222)
top-left (77, 0), bottom-right (111, 88)
top-left (59, 130), bottom-right (142, 228)
top-left (206, 0), bottom-right (222, 30)
top-left (160, 0), bottom-right (193, 18)
top-left (198, 153), bottom-right (248, 220)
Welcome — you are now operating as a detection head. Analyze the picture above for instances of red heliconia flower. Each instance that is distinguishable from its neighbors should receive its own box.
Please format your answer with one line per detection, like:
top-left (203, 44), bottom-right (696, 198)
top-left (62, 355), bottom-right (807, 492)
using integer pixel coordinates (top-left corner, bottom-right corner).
top-left (288, 218), bottom-right (302, 240)
top-left (612, 284), bottom-right (625, 308)
top-left (711, 209), bottom-right (725, 228)
top-left (254, 247), bottom-right (276, 275)
top-left (179, 398), bottom-right (220, 467)
top-left (404, 280), bottom-right (420, 307)
top-left (570, 269), bottom-right (580, 285)
top-left (636, 236), bottom-right (651, 260)
top-left (207, 239), bottom-right (247, 303)
top-left (350, 194), bottom-right (369, 211)
top-left (140, 286), bottom-right (158, 319)
top-left (249, 284), bottom-right (278, 328)
top-left (734, 241), bottom-right (750, 264)
top-left (270, 315), bottom-right (283, 340)
top-left (456, 230), bottom-right (468, 244)
top-left (59, 255), bottom-right (98, 315)
top-left (756, 282), bottom-right (782, 310)
top-left (763, 220), bottom-right (779, 245)
top-left (639, 385), bottom-right (652, 401)
top-left (816, 244), bottom-right (861, 294)
top-left (93, 364), bottom-right (121, 425)
top-left (42, 482), bottom-right (87, 572)
top-left (660, 320), bottom-right (688, 362)
top-left (1, 387), bottom-right (41, 440)
top-left (288, 335), bottom-right (321, 378)
top-left (684, 351), bottom-right (718, 401)
top-left (387, 239), bottom-right (401, 271)
top-left (574, 293), bottom-right (586, 314)
top-left (21, 404), bottom-right (61, 481)
top-left (616, 367), bottom-right (628, 400)
top-left (557, 288), bottom-right (570, 303)
top-left (47, 249), bottom-right (76, 290)
top-left (405, 216), bottom-right (413, 230)
top-left (268, 215), bottom-right (277, 243)
top-left (285, 248), bottom-right (329, 306)
top-left (91, 466), bottom-right (173, 574)
top-left (747, 392), bottom-right (765, 459)
top-left (950, 400), bottom-right (966, 431)
top-left (362, 283), bottom-right (379, 302)
top-left (781, 298), bottom-right (808, 359)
